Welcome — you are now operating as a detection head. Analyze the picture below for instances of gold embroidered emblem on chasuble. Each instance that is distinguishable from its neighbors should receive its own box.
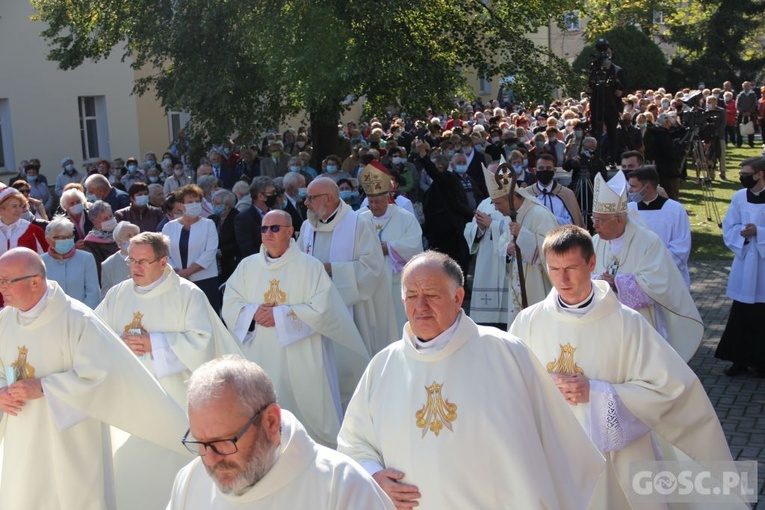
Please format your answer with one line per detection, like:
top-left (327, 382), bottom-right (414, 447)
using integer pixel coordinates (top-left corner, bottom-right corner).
top-left (264, 279), bottom-right (287, 305)
top-left (123, 311), bottom-right (144, 333)
top-left (11, 346), bottom-right (35, 381)
top-left (546, 343), bottom-right (585, 375)
top-left (415, 382), bottom-right (458, 438)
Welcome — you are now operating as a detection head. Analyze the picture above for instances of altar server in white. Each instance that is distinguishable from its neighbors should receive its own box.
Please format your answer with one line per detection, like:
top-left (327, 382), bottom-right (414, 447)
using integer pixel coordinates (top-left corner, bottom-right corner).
top-left (483, 163), bottom-right (558, 327)
top-left (298, 177), bottom-right (397, 355)
top-left (359, 162), bottom-right (423, 332)
top-left (96, 231), bottom-right (241, 510)
top-left (715, 156), bottom-right (765, 376)
top-left (0, 247), bottom-right (190, 510)
top-left (338, 251), bottom-right (604, 510)
top-left (511, 225), bottom-right (744, 510)
top-left (222, 210), bottom-right (369, 446)
top-left (168, 356), bottom-right (394, 509)
top-left (626, 166), bottom-right (692, 287)
top-left (590, 171), bottom-right (703, 362)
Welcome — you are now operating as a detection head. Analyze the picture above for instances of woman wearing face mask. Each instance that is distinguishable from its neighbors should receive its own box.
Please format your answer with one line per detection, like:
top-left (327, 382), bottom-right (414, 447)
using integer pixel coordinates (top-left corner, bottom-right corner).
top-left (161, 184), bottom-right (221, 312)
top-left (209, 189), bottom-right (240, 282)
top-left (11, 181), bottom-right (48, 222)
top-left (100, 221), bottom-right (140, 299)
top-left (22, 162), bottom-right (53, 213)
top-left (60, 188), bottom-right (93, 247)
top-left (41, 217), bottom-right (101, 309)
top-left (83, 200), bottom-right (120, 284)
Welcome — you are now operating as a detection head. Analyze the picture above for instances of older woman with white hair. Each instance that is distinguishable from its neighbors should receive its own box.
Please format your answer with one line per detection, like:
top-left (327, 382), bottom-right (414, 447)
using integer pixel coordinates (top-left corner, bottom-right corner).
top-left (100, 221), bottom-right (140, 298)
top-left (41, 217), bottom-right (100, 308)
top-left (60, 187), bottom-right (93, 246)
top-left (83, 200), bottom-right (120, 283)
top-left (196, 174), bottom-right (219, 217)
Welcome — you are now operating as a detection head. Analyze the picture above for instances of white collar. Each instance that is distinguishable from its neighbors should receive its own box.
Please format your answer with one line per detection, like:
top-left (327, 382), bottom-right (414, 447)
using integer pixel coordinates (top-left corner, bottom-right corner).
top-left (413, 315), bottom-right (461, 353)
top-left (17, 282), bottom-right (53, 324)
top-left (134, 268), bottom-right (169, 295)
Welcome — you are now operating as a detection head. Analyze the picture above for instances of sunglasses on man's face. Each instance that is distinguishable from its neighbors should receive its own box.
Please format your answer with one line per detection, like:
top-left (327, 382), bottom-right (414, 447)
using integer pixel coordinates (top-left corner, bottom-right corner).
top-left (260, 225), bottom-right (290, 234)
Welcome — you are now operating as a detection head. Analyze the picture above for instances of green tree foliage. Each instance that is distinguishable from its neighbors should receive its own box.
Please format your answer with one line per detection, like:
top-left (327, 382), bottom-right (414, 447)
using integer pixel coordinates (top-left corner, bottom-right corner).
top-left (572, 25), bottom-right (667, 91)
top-left (583, 0), bottom-right (677, 39)
top-left (664, 0), bottom-right (765, 90)
top-left (31, 0), bottom-right (581, 159)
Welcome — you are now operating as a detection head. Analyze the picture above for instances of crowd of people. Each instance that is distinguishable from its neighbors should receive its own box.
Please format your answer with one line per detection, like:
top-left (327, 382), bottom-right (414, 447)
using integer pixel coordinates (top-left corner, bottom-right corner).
top-left (0, 77), bottom-right (763, 509)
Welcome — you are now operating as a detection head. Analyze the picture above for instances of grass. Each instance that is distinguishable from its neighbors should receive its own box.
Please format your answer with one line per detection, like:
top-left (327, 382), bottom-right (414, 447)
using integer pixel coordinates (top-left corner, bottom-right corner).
top-left (679, 144), bottom-right (762, 261)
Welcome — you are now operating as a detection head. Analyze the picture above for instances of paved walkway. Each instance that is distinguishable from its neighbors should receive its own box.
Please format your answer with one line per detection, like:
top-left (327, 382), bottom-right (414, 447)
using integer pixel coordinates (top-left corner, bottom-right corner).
top-left (688, 260), bottom-right (764, 507)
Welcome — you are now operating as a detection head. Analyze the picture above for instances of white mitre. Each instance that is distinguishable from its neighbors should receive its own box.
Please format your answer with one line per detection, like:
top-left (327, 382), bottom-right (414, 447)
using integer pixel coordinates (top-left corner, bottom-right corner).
top-left (482, 155), bottom-right (512, 200)
top-left (592, 170), bottom-right (627, 214)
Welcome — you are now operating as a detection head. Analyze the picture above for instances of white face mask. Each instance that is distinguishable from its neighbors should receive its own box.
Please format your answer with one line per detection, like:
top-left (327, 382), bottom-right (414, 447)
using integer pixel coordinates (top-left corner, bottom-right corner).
top-left (183, 201), bottom-right (202, 218)
top-left (101, 218), bottom-right (117, 232)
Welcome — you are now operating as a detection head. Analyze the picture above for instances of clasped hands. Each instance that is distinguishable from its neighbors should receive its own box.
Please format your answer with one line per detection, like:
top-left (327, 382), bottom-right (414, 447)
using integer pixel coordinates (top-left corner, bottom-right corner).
top-left (121, 328), bottom-right (152, 356)
top-left (551, 373), bottom-right (590, 406)
top-left (0, 379), bottom-right (44, 416)
top-left (253, 304), bottom-right (276, 328)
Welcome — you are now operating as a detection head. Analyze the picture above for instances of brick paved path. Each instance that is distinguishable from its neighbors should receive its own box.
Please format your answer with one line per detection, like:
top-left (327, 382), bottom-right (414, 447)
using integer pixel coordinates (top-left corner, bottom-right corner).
top-left (688, 260), bottom-right (763, 507)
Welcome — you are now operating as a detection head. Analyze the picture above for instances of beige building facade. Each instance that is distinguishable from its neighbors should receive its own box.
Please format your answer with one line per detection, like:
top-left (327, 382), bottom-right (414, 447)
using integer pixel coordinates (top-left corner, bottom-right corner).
top-left (0, 1), bottom-right (173, 185)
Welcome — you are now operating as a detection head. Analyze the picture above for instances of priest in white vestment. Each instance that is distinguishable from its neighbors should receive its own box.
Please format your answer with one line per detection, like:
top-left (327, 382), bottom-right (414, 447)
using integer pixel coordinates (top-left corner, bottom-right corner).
top-left (590, 171), bottom-right (703, 362)
top-left (464, 195), bottom-right (510, 328)
top-left (482, 161), bottom-right (558, 328)
top-left (169, 356), bottom-right (395, 510)
top-left (222, 210), bottom-right (369, 447)
top-left (358, 162), bottom-right (423, 333)
top-left (338, 251), bottom-right (605, 510)
top-left (96, 232), bottom-right (242, 510)
top-left (511, 225), bottom-right (746, 510)
top-left (0, 248), bottom-right (190, 510)
top-left (626, 166), bottom-right (692, 288)
top-left (297, 176), bottom-right (397, 356)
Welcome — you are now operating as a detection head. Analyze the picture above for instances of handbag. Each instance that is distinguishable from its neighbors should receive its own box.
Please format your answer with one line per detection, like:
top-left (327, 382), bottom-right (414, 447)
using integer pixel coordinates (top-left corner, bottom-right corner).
top-left (740, 120), bottom-right (755, 136)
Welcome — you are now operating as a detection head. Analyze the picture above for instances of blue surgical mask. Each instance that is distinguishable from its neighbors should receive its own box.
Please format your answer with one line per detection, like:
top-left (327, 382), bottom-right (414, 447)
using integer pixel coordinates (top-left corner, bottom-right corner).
top-left (628, 184), bottom-right (648, 203)
top-left (128, 164), bottom-right (138, 173)
top-left (69, 203), bottom-right (84, 215)
top-left (340, 190), bottom-right (358, 201)
top-left (213, 204), bottom-right (226, 216)
top-left (289, 166), bottom-right (301, 173)
top-left (448, 150), bottom-right (456, 157)
top-left (54, 238), bottom-right (75, 255)
top-left (512, 163), bottom-right (523, 174)
top-left (454, 164), bottom-right (468, 174)
top-left (148, 176), bottom-right (159, 183)
top-left (326, 164), bottom-right (338, 173)
top-left (86, 193), bottom-right (97, 202)
top-left (212, 162), bottom-right (221, 170)
top-left (146, 160), bottom-right (156, 167)
top-left (583, 149), bottom-right (594, 157)
top-left (134, 195), bottom-right (150, 207)
top-left (27, 175), bottom-right (37, 183)
top-left (297, 188), bottom-right (307, 199)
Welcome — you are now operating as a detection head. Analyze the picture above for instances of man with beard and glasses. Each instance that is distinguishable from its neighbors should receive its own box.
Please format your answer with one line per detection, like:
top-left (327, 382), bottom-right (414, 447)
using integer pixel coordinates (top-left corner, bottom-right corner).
top-left (168, 356), bottom-right (395, 509)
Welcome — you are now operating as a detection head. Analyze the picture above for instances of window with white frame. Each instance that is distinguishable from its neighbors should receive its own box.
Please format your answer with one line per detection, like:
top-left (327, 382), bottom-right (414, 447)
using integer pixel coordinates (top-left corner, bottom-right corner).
top-left (564, 12), bottom-right (580, 31)
top-left (479, 76), bottom-right (492, 95)
top-left (168, 110), bottom-right (191, 142)
top-left (78, 96), bottom-right (110, 161)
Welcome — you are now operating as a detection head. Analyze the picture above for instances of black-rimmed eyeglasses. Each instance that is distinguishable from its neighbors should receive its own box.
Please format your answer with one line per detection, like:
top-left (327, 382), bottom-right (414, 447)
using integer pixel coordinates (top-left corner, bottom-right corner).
top-left (181, 401), bottom-right (273, 456)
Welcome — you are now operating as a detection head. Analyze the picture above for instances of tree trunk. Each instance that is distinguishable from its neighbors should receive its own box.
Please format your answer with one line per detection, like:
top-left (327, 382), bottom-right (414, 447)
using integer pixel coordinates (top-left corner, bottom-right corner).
top-left (309, 103), bottom-right (342, 171)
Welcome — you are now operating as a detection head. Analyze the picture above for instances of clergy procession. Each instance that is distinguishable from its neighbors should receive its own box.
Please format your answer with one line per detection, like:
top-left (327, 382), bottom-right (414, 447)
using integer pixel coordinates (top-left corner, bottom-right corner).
top-left (1, 121), bottom-right (763, 507)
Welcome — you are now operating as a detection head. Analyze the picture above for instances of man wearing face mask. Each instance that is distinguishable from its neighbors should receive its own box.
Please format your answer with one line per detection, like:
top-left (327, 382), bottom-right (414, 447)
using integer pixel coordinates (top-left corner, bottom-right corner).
top-left (260, 141), bottom-right (291, 178)
top-left (485, 126), bottom-right (505, 161)
top-left (282, 171), bottom-right (307, 226)
top-left (115, 182), bottom-right (165, 232)
top-left (462, 135), bottom-right (489, 197)
top-left (84, 173), bottom-right (131, 213)
top-left (529, 154), bottom-right (585, 228)
top-left (234, 176), bottom-right (276, 258)
top-left (54, 157), bottom-right (84, 197)
top-left (121, 157), bottom-right (148, 190)
top-left (451, 152), bottom-right (486, 213)
top-left (715, 157), bottom-right (765, 376)
top-left (626, 166), bottom-right (691, 288)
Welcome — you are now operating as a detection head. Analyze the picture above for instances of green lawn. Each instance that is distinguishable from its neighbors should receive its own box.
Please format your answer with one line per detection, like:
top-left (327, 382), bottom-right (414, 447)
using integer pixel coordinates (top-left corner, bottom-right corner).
top-left (678, 144), bottom-right (762, 261)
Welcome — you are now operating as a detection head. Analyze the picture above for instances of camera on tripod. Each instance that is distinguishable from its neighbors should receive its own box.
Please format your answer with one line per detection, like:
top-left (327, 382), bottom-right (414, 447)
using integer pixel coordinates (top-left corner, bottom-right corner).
top-left (589, 39), bottom-right (618, 88)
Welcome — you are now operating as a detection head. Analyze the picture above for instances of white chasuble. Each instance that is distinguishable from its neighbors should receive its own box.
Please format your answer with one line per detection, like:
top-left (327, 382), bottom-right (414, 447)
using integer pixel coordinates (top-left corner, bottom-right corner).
top-left (511, 281), bottom-right (737, 510)
top-left (96, 267), bottom-right (241, 510)
top-left (298, 200), bottom-right (397, 356)
top-left (168, 410), bottom-right (395, 509)
top-left (464, 197), bottom-right (510, 324)
top-left (497, 197), bottom-right (558, 327)
top-left (222, 241), bottom-right (369, 447)
top-left (593, 218), bottom-right (703, 361)
top-left (0, 283), bottom-right (190, 510)
top-left (360, 205), bottom-right (423, 333)
top-left (338, 311), bottom-right (605, 510)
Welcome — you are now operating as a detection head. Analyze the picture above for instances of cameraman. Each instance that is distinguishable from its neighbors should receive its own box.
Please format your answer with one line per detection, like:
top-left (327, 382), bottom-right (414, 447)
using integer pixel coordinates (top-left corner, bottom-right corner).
top-left (586, 38), bottom-right (625, 166)
top-left (645, 113), bottom-right (681, 200)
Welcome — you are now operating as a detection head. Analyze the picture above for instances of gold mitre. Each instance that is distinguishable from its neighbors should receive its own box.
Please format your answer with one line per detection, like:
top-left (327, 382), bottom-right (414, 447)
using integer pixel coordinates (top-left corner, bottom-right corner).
top-left (592, 170), bottom-right (628, 214)
top-left (359, 160), bottom-right (391, 196)
top-left (482, 155), bottom-right (513, 200)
